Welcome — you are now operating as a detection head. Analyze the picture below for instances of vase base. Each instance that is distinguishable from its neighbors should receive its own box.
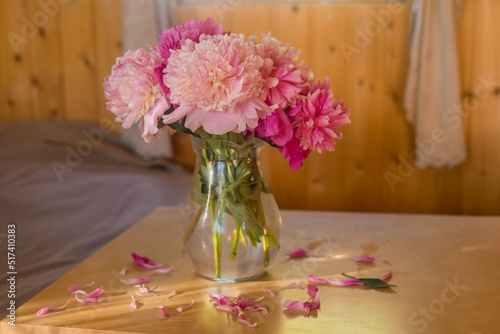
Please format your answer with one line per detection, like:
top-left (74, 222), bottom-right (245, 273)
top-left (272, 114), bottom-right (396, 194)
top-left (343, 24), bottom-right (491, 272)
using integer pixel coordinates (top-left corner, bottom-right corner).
top-left (196, 270), bottom-right (267, 283)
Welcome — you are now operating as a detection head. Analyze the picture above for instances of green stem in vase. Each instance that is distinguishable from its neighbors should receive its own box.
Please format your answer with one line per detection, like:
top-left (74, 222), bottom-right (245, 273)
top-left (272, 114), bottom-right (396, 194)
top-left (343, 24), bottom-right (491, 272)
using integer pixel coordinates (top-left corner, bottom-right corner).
top-left (256, 197), bottom-right (280, 250)
top-left (231, 224), bottom-right (240, 260)
top-left (209, 190), bottom-right (222, 278)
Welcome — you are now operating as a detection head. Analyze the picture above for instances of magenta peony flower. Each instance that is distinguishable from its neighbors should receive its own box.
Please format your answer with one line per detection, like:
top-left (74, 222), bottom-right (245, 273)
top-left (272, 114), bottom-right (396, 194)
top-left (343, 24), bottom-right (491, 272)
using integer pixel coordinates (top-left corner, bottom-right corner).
top-left (292, 78), bottom-right (350, 153)
top-left (163, 34), bottom-right (274, 134)
top-left (155, 18), bottom-right (223, 98)
top-left (252, 107), bottom-right (293, 147)
top-left (257, 34), bottom-right (312, 108)
top-left (280, 137), bottom-right (311, 170)
top-left (103, 47), bottom-right (169, 142)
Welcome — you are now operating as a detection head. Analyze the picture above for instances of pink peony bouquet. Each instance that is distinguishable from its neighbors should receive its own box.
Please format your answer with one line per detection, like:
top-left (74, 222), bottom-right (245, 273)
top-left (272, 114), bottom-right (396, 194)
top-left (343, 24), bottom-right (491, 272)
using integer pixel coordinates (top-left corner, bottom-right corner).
top-left (103, 18), bottom-right (350, 169)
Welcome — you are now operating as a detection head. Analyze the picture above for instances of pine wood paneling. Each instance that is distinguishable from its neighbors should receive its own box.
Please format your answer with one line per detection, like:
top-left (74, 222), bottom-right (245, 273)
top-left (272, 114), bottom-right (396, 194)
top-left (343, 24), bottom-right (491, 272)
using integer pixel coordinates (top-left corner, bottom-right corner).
top-left (175, 1), bottom-right (500, 215)
top-left (0, 0), bottom-right (498, 215)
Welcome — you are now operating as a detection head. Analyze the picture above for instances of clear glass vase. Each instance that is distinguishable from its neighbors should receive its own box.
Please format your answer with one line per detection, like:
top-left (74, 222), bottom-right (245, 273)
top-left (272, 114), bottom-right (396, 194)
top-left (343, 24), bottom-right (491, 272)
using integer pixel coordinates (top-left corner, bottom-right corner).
top-left (182, 136), bottom-right (282, 282)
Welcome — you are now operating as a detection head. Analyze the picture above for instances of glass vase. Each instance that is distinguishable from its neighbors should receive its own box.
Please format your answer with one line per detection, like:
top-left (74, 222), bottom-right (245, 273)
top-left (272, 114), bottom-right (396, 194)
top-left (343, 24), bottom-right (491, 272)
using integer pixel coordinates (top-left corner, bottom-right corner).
top-left (182, 136), bottom-right (282, 282)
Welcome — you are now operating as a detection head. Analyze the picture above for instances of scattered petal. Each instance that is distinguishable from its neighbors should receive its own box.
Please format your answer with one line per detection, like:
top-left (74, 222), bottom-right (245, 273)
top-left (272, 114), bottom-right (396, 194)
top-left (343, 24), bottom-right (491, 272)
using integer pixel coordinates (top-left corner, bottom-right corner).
top-left (379, 270), bottom-right (392, 281)
top-left (37, 299), bottom-right (71, 315)
top-left (247, 303), bottom-right (268, 315)
top-left (263, 288), bottom-right (276, 297)
top-left (72, 286), bottom-right (104, 303)
top-left (68, 282), bottom-right (95, 294)
top-left (349, 256), bottom-right (375, 263)
top-left (341, 272), bottom-right (397, 289)
top-left (283, 287), bottom-right (321, 316)
top-left (158, 306), bottom-right (170, 318)
top-left (167, 289), bottom-right (176, 300)
top-left (237, 313), bottom-right (257, 327)
top-left (121, 277), bottom-right (151, 285)
top-left (307, 275), bottom-right (329, 284)
top-left (132, 253), bottom-right (163, 269)
top-left (307, 275), bottom-right (363, 286)
top-left (286, 248), bottom-right (309, 258)
top-left (283, 300), bottom-right (306, 311)
top-left (307, 284), bottom-right (319, 298)
top-left (134, 284), bottom-right (158, 297)
top-left (129, 296), bottom-right (137, 311)
top-left (209, 293), bottom-right (229, 306)
top-left (216, 305), bottom-right (241, 315)
top-left (279, 282), bottom-right (304, 290)
top-left (120, 268), bottom-right (126, 277)
top-left (151, 265), bottom-right (174, 274)
top-left (173, 300), bottom-right (194, 315)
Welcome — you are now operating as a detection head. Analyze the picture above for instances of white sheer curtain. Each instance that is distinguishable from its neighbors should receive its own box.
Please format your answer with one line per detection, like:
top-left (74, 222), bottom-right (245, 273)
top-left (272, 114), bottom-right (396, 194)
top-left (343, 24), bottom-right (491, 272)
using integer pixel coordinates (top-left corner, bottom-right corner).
top-left (120, 0), bottom-right (173, 159)
top-left (404, 0), bottom-right (466, 169)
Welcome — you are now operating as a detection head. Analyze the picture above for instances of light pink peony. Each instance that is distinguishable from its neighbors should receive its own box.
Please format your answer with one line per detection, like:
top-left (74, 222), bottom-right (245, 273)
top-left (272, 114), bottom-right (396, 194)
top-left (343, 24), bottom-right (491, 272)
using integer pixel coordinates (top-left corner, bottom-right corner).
top-left (155, 18), bottom-right (223, 98)
top-left (103, 47), bottom-right (169, 142)
top-left (292, 78), bottom-right (350, 153)
top-left (163, 34), bottom-right (274, 134)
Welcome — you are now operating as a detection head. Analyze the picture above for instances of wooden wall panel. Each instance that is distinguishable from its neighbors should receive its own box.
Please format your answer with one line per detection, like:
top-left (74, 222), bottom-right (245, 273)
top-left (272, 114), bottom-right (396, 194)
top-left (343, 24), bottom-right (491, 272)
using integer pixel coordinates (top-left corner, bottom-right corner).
top-left (0, 0), bottom-right (498, 215)
top-left (0, 0), bottom-right (122, 124)
top-left (176, 1), bottom-right (500, 215)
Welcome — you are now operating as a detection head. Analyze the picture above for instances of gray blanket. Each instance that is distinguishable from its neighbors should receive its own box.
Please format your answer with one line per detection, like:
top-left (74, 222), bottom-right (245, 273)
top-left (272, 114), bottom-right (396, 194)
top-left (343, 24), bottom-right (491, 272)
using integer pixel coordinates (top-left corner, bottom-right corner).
top-left (0, 121), bottom-right (191, 318)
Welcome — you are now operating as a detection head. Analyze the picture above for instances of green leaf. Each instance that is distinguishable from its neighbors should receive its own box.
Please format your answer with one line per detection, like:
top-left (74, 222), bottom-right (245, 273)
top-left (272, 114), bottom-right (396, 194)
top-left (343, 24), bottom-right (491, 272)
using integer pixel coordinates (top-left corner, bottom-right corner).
top-left (189, 173), bottom-right (208, 206)
top-left (226, 201), bottom-right (264, 241)
top-left (342, 273), bottom-right (397, 289)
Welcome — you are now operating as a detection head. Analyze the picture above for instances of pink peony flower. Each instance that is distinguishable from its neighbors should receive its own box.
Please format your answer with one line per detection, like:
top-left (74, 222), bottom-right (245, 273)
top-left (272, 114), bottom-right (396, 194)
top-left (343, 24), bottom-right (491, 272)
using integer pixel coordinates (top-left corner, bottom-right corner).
top-left (280, 136), bottom-right (311, 170)
top-left (252, 106), bottom-right (293, 146)
top-left (163, 34), bottom-right (274, 134)
top-left (292, 78), bottom-right (350, 153)
top-left (103, 47), bottom-right (169, 142)
top-left (257, 34), bottom-right (312, 108)
top-left (155, 18), bottom-right (223, 97)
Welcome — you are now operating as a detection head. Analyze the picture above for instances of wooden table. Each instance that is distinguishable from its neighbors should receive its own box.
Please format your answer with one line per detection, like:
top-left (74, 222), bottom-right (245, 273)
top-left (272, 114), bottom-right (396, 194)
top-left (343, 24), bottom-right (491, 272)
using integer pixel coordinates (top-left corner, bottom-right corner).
top-left (2, 207), bottom-right (499, 333)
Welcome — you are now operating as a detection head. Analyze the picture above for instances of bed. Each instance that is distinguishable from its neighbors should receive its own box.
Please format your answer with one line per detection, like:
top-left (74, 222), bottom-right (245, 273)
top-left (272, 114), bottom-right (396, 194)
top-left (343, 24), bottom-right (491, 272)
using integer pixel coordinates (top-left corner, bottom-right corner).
top-left (0, 121), bottom-right (191, 319)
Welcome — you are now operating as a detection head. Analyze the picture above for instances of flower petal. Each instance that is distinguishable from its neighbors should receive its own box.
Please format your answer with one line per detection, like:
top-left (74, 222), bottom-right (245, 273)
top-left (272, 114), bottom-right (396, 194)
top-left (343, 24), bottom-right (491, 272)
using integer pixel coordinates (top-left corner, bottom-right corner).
top-left (237, 314), bottom-right (257, 328)
top-left (349, 256), bottom-right (375, 263)
top-left (307, 275), bottom-right (329, 284)
top-left (151, 265), bottom-right (174, 274)
top-left (283, 300), bottom-right (306, 311)
top-left (131, 253), bottom-right (163, 269)
top-left (379, 270), bottom-right (392, 281)
top-left (129, 296), bottom-right (137, 311)
top-left (279, 282), bottom-right (304, 290)
top-left (173, 300), bottom-right (194, 315)
top-left (247, 303), bottom-right (268, 315)
top-left (121, 277), bottom-right (151, 285)
top-left (326, 277), bottom-right (364, 286)
top-left (263, 288), bottom-right (276, 298)
top-left (68, 281), bottom-right (95, 294)
top-left (37, 299), bottom-right (71, 315)
top-left (159, 306), bottom-right (170, 318)
top-left (307, 284), bottom-right (319, 298)
top-left (167, 289), bottom-right (176, 300)
top-left (286, 248), bottom-right (309, 258)
top-left (120, 268), bottom-right (126, 277)
top-left (215, 305), bottom-right (241, 314)
top-left (86, 286), bottom-right (104, 298)
top-left (209, 293), bottom-right (229, 306)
